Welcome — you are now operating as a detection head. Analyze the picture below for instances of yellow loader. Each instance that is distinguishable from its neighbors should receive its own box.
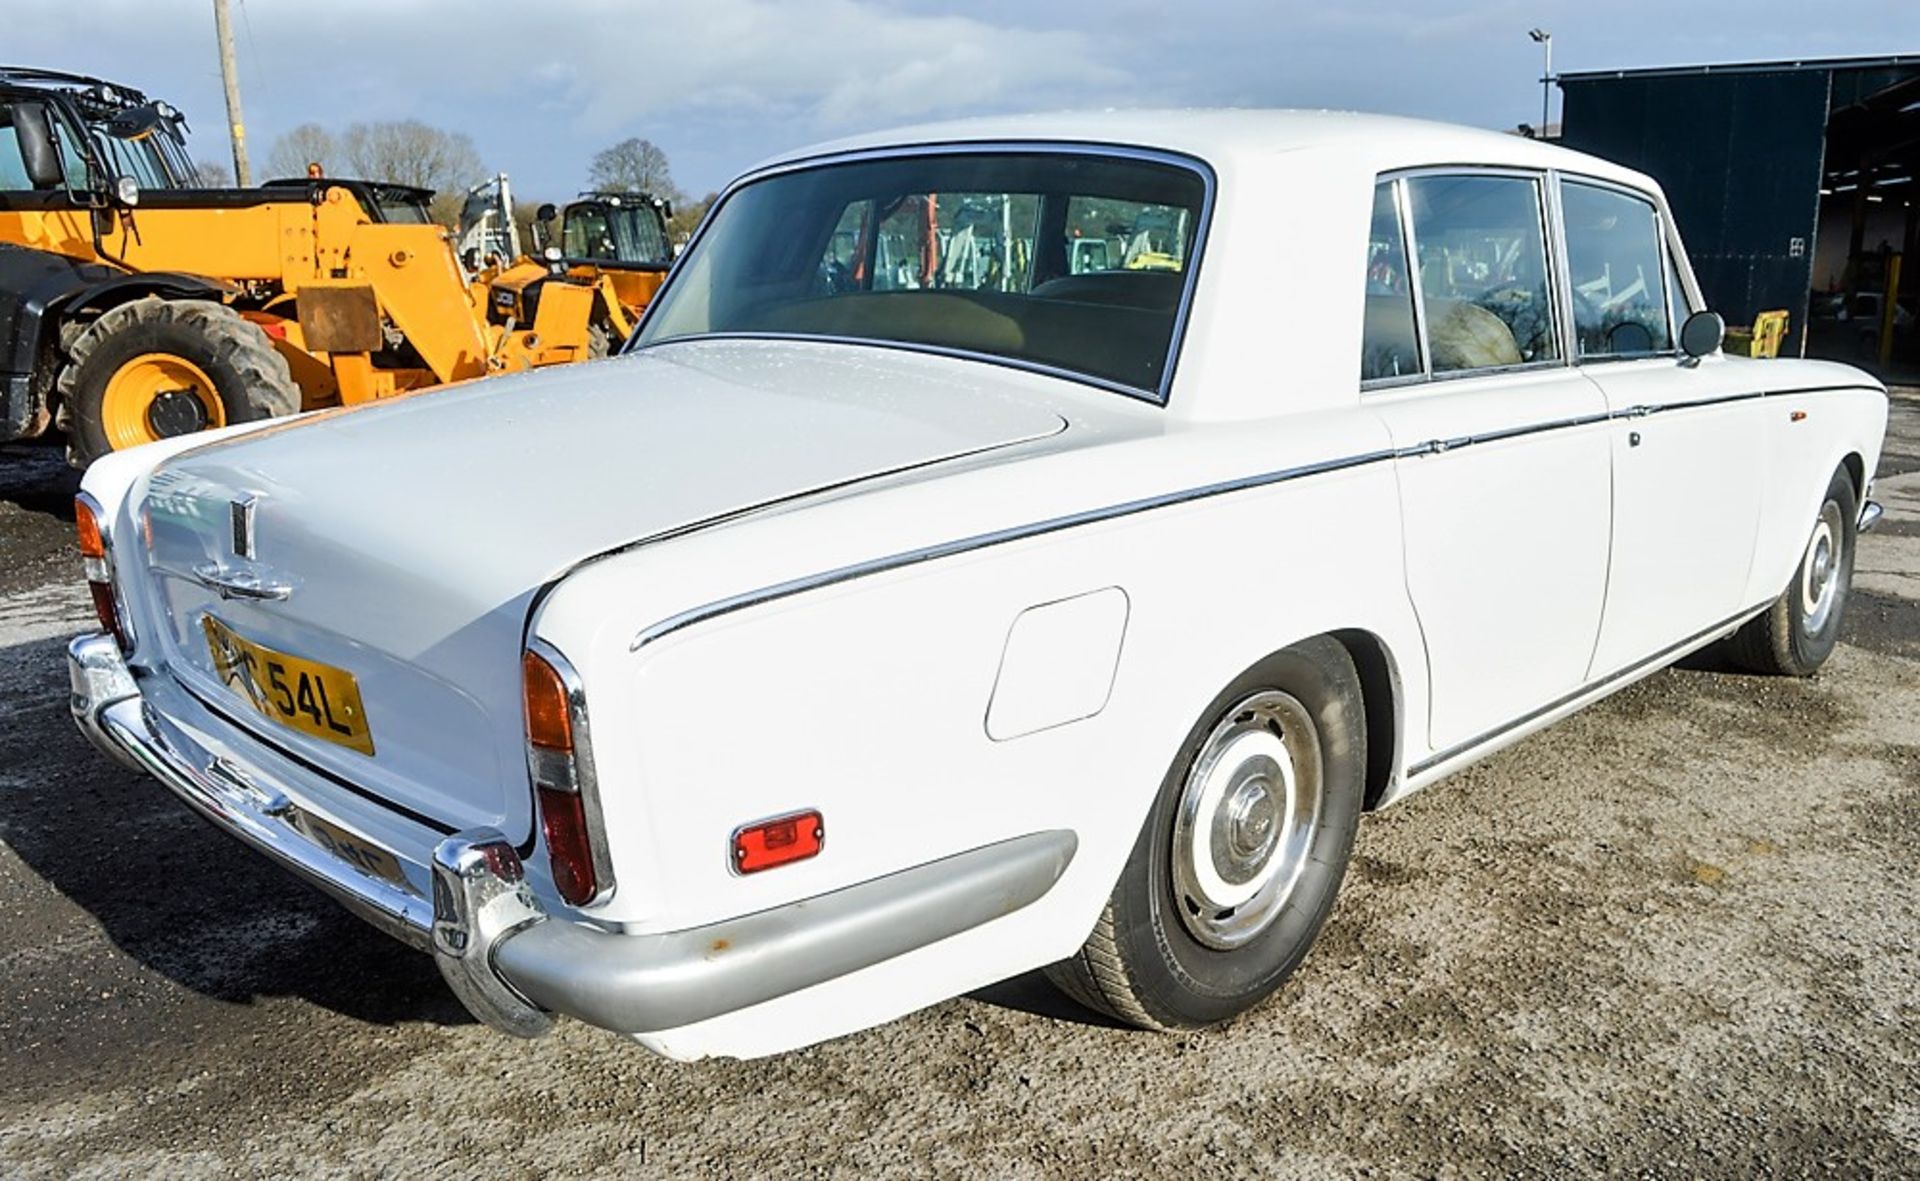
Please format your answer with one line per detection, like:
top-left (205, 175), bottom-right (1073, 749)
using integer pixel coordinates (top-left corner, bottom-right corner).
top-left (0, 68), bottom-right (611, 466)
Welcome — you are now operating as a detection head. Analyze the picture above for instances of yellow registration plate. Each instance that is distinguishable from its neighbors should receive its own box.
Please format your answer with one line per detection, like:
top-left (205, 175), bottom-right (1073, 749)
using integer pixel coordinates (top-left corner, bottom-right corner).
top-left (203, 616), bottom-right (375, 755)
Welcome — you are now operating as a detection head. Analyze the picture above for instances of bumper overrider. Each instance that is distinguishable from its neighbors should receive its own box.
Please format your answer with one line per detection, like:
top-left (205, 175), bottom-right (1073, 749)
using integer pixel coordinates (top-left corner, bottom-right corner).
top-left (68, 632), bottom-right (1077, 1041)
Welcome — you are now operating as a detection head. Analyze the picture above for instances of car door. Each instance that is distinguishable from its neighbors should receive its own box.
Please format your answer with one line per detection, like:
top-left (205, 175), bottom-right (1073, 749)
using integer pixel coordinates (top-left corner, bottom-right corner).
top-left (1362, 172), bottom-right (1614, 758)
top-left (1558, 177), bottom-right (1765, 678)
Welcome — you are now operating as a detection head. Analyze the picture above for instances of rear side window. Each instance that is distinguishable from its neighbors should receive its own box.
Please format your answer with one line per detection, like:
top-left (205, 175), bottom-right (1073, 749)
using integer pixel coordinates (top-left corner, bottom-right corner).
top-left (1561, 181), bottom-right (1673, 357)
top-left (1405, 174), bottom-right (1559, 374)
top-left (1361, 181), bottom-right (1420, 381)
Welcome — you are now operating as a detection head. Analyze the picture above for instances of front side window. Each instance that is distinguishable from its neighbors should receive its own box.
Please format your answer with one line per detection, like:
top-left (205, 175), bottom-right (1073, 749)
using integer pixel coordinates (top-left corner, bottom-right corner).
top-left (1361, 180), bottom-right (1420, 381)
top-left (1561, 181), bottom-right (1673, 357)
top-left (636, 151), bottom-right (1208, 397)
top-left (1405, 174), bottom-right (1559, 374)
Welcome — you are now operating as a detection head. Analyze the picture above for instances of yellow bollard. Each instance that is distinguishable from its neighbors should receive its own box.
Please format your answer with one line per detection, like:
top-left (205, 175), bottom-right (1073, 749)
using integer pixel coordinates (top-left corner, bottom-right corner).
top-left (1880, 254), bottom-right (1903, 371)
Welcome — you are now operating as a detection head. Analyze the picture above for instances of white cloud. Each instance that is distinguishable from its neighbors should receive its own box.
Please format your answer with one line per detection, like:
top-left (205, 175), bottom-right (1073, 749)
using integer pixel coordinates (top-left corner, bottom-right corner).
top-left (507, 0), bottom-right (1128, 132)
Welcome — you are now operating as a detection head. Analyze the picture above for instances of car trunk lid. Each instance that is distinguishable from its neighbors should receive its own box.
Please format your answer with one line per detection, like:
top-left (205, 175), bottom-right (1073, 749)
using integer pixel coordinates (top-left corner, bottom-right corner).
top-left (129, 339), bottom-right (1068, 840)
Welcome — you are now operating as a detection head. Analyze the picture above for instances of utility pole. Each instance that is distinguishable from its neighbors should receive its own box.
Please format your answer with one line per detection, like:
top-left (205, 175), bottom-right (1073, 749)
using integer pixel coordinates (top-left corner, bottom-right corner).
top-left (213, 0), bottom-right (252, 185)
top-left (1529, 28), bottom-right (1553, 139)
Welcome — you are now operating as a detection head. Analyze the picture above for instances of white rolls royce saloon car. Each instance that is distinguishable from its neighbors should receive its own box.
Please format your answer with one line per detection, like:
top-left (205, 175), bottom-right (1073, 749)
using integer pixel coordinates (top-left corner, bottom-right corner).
top-left (68, 112), bottom-right (1887, 1060)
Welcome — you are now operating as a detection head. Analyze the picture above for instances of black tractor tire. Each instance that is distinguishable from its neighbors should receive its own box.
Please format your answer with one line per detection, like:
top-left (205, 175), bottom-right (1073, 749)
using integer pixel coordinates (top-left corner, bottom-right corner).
top-left (58, 298), bottom-right (299, 468)
top-left (1724, 467), bottom-right (1859, 676)
top-left (1046, 637), bottom-right (1367, 1030)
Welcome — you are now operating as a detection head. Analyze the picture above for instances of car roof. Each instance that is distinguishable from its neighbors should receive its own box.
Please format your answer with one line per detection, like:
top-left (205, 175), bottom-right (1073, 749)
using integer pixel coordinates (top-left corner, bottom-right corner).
top-left (751, 108), bottom-right (1659, 192)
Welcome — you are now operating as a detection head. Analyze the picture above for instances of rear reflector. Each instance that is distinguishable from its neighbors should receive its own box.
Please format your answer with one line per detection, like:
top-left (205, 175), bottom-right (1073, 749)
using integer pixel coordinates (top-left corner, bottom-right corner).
top-left (521, 650), bottom-right (573, 751)
top-left (733, 810), bottom-right (825, 874)
top-left (537, 785), bottom-right (597, 906)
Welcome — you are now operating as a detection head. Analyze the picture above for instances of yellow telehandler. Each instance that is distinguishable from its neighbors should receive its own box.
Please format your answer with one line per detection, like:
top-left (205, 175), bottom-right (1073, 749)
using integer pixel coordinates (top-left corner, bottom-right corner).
top-left (0, 68), bottom-right (613, 465)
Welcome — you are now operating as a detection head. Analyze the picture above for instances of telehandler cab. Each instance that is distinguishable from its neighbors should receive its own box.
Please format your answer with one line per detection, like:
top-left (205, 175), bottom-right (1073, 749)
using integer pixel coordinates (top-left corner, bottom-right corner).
top-left (0, 68), bottom-right (614, 466)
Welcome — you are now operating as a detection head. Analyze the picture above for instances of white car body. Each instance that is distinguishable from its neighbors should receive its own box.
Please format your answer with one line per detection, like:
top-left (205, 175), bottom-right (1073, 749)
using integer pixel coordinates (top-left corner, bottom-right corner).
top-left (69, 111), bottom-right (1888, 1060)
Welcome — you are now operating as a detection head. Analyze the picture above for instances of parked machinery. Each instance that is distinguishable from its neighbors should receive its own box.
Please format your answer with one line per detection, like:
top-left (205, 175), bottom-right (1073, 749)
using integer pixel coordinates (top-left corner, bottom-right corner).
top-left (0, 68), bottom-right (609, 466)
top-left (516, 191), bottom-right (676, 344)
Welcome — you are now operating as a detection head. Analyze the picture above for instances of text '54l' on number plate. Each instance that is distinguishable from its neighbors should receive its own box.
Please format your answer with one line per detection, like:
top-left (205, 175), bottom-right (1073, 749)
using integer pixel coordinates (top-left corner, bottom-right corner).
top-left (203, 615), bottom-right (375, 755)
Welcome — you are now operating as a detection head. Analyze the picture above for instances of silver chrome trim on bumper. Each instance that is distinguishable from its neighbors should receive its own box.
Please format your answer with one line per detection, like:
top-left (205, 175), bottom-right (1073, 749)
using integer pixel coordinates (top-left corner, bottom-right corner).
top-left (489, 827), bottom-right (1077, 1036)
top-left (69, 633), bottom-right (436, 950)
top-left (1859, 499), bottom-right (1883, 533)
top-left (68, 631), bottom-right (1078, 1040)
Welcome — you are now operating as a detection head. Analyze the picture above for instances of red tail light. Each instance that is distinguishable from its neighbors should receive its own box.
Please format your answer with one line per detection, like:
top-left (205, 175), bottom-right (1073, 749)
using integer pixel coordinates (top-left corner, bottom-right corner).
top-left (537, 786), bottom-right (597, 906)
top-left (522, 645), bottom-right (604, 907)
top-left (75, 496), bottom-right (126, 648)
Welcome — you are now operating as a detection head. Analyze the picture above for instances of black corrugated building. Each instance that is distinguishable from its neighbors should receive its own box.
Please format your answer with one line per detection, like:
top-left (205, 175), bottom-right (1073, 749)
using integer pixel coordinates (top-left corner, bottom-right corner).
top-left (1559, 54), bottom-right (1918, 367)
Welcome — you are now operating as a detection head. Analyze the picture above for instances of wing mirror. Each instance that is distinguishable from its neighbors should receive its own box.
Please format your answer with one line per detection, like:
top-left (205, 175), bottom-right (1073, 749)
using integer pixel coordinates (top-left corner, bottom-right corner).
top-left (13, 101), bottom-right (66, 190)
top-left (536, 203), bottom-right (558, 223)
top-left (1680, 310), bottom-right (1725, 360)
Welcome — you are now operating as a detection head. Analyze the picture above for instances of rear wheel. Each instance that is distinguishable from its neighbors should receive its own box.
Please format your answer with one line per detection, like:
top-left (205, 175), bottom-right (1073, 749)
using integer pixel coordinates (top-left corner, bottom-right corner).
top-left (1047, 637), bottom-right (1366, 1030)
top-left (58, 298), bottom-right (299, 467)
top-left (1725, 468), bottom-right (1858, 676)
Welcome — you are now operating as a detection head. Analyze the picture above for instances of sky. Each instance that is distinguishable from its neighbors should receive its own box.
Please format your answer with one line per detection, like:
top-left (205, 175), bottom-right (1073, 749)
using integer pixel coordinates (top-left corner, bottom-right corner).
top-left (9, 0), bottom-right (1919, 204)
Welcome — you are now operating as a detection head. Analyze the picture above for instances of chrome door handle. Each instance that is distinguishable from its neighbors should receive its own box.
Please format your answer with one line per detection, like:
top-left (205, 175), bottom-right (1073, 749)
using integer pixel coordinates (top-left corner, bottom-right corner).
top-left (192, 562), bottom-right (293, 601)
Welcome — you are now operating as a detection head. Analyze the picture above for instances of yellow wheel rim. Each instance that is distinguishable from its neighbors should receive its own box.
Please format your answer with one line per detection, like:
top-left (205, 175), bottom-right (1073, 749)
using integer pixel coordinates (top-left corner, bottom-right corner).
top-left (100, 352), bottom-right (225, 450)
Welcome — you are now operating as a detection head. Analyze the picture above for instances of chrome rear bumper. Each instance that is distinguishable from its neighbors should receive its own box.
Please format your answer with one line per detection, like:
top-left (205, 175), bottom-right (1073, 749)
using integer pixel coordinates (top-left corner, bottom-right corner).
top-left (67, 632), bottom-right (1076, 1041)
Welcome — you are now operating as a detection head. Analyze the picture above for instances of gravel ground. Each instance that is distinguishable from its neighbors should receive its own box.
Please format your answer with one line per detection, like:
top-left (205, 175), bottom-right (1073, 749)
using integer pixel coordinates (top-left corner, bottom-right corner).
top-left (1, 395), bottom-right (1917, 1178)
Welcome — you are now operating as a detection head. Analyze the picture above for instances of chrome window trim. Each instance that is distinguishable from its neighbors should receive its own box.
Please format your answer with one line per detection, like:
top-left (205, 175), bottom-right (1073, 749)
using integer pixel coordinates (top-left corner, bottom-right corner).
top-left (1359, 176), bottom-right (1428, 391)
top-left (1361, 165), bottom-right (1566, 395)
top-left (625, 139), bottom-right (1219, 407)
top-left (1555, 172), bottom-right (1684, 362)
top-left (1544, 168), bottom-right (1577, 365)
top-left (525, 636), bottom-right (617, 907)
top-left (1396, 175), bottom-right (1430, 381)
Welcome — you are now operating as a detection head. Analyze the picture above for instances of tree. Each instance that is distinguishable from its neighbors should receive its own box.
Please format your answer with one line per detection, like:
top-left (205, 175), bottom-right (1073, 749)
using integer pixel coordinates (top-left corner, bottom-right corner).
top-left (339, 120), bottom-right (486, 195)
top-left (264, 123), bottom-right (336, 180)
top-left (588, 138), bottom-right (680, 203)
top-left (191, 158), bottom-right (233, 187)
top-left (667, 191), bottom-right (717, 244)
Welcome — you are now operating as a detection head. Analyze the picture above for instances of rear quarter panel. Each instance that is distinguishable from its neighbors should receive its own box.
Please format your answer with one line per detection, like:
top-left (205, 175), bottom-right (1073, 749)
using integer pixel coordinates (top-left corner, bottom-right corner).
top-left (531, 407), bottom-right (1423, 960)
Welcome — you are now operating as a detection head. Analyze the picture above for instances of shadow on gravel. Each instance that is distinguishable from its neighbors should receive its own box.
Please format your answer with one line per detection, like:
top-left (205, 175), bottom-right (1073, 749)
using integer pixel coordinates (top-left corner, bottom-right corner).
top-left (0, 631), bottom-right (472, 1029)
top-left (0, 440), bottom-right (79, 518)
top-left (967, 969), bottom-right (1131, 1029)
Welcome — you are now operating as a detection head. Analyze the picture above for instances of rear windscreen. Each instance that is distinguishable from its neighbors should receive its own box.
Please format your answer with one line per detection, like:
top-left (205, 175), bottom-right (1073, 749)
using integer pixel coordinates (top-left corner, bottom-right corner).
top-left (636, 151), bottom-right (1208, 398)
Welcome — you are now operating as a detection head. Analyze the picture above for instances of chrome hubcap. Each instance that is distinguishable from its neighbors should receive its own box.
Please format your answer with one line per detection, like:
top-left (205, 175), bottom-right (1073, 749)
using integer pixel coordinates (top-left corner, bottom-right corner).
top-left (1799, 501), bottom-right (1844, 637)
top-left (1171, 690), bottom-right (1323, 950)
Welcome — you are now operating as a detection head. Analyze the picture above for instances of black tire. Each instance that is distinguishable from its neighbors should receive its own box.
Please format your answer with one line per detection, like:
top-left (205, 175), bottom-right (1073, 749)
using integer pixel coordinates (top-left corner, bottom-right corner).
top-left (1724, 468), bottom-right (1858, 677)
top-left (57, 298), bottom-right (299, 467)
top-left (1046, 637), bottom-right (1366, 1030)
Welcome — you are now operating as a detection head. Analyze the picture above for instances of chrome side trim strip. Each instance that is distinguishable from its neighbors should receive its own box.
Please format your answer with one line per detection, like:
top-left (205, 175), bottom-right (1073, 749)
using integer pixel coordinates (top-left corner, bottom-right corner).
top-left (490, 829), bottom-right (1078, 1036)
top-left (1404, 603), bottom-right (1767, 778)
top-left (630, 448), bottom-right (1399, 650)
top-left (628, 382), bottom-right (1884, 654)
